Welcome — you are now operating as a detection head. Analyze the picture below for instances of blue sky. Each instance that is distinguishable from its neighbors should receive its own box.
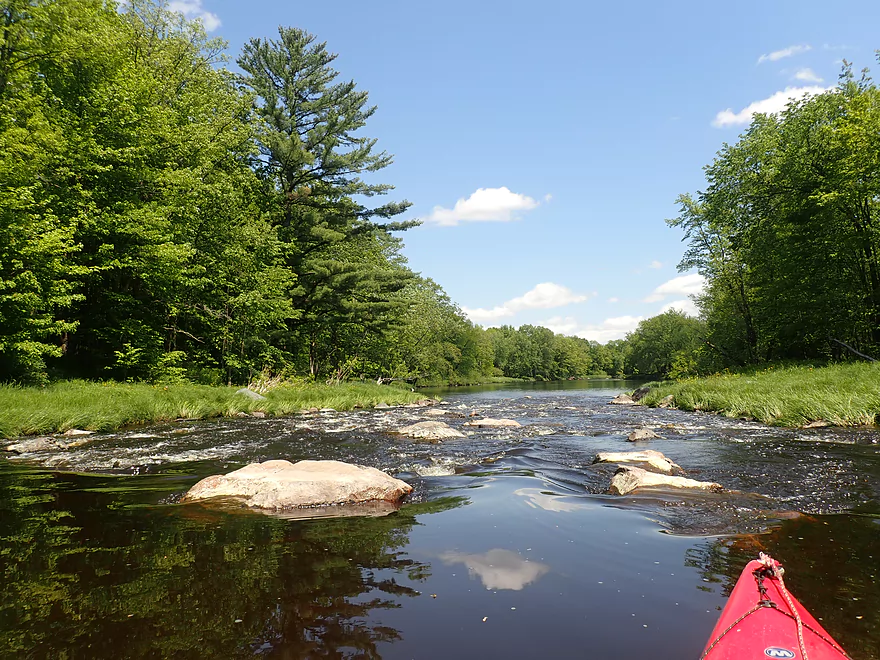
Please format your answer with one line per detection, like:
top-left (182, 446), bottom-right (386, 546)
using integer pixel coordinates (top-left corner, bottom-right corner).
top-left (171, 0), bottom-right (880, 342)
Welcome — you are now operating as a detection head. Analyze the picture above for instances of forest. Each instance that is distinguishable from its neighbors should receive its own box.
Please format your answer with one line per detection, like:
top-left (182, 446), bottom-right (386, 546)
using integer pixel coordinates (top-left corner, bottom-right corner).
top-left (1, 0), bottom-right (879, 388)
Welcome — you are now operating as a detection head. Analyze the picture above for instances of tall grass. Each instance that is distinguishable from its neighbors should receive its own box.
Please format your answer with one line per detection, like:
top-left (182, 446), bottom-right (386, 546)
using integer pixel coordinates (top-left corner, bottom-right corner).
top-left (0, 380), bottom-right (425, 439)
top-left (639, 363), bottom-right (880, 426)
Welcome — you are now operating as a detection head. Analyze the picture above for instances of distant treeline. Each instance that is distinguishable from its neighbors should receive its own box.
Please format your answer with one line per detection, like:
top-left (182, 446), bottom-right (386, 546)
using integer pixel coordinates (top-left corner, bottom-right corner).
top-left (0, 0), bottom-right (629, 386)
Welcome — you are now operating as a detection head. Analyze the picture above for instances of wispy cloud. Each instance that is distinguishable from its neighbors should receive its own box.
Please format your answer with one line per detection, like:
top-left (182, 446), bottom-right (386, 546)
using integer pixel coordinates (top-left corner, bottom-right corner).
top-left (463, 283), bottom-right (589, 324)
top-left (643, 273), bottom-right (705, 303)
top-left (757, 44), bottom-right (811, 64)
top-left (576, 315), bottom-right (643, 343)
top-left (660, 298), bottom-right (700, 317)
top-left (169, 0), bottom-right (221, 31)
top-left (424, 187), bottom-right (539, 226)
top-left (793, 68), bottom-right (823, 83)
top-left (649, 260), bottom-right (663, 269)
top-left (712, 85), bottom-right (831, 127)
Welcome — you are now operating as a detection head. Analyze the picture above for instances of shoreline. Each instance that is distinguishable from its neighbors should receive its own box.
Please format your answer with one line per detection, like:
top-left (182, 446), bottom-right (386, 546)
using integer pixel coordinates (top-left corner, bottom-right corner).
top-left (0, 380), bottom-right (428, 440)
top-left (633, 363), bottom-right (880, 428)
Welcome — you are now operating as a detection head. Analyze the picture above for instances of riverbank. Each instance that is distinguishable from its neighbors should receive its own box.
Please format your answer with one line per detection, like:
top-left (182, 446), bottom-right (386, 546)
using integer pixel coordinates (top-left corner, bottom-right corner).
top-left (0, 380), bottom-right (426, 439)
top-left (638, 362), bottom-right (880, 427)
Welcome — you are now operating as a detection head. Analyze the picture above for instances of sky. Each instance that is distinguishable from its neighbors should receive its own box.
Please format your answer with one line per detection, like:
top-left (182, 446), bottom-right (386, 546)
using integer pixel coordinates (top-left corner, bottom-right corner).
top-left (169, 0), bottom-right (880, 342)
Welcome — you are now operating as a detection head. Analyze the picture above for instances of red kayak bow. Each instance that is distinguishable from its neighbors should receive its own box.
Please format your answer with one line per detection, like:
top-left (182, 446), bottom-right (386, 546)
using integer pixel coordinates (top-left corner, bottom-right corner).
top-left (701, 553), bottom-right (850, 660)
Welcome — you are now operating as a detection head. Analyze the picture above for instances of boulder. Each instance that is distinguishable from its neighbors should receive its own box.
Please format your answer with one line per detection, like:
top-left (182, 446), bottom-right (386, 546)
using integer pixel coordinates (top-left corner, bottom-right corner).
top-left (803, 419), bottom-right (832, 428)
top-left (5, 437), bottom-right (61, 453)
top-left (235, 388), bottom-right (267, 401)
top-left (397, 421), bottom-right (465, 441)
top-left (463, 418), bottom-right (521, 428)
top-left (631, 387), bottom-right (651, 402)
top-left (62, 428), bottom-right (94, 437)
top-left (627, 427), bottom-right (660, 442)
top-left (609, 466), bottom-right (722, 496)
top-left (609, 393), bottom-right (635, 405)
top-left (375, 402), bottom-right (391, 409)
top-left (181, 459), bottom-right (412, 511)
top-left (658, 394), bottom-right (675, 409)
top-left (252, 411), bottom-right (266, 419)
top-left (424, 408), bottom-right (448, 416)
top-left (593, 450), bottom-right (682, 474)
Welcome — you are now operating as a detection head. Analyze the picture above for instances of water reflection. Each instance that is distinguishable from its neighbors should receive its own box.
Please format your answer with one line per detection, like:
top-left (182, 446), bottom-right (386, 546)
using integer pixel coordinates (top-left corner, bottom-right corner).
top-left (513, 487), bottom-right (591, 513)
top-left (439, 549), bottom-right (549, 590)
top-left (0, 464), bottom-right (465, 659)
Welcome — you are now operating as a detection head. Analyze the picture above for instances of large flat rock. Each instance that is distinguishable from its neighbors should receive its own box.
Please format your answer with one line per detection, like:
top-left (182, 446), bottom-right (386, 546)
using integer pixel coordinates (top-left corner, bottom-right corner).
top-left (181, 459), bottom-right (412, 512)
top-left (609, 465), bottom-right (722, 496)
top-left (463, 418), bottom-right (521, 428)
top-left (593, 450), bottom-right (682, 474)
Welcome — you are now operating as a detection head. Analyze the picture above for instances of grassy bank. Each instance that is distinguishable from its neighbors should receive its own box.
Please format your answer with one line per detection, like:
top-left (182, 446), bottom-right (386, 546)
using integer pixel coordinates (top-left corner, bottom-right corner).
top-left (639, 363), bottom-right (880, 427)
top-left (0, 380), bottom-right (426, 439)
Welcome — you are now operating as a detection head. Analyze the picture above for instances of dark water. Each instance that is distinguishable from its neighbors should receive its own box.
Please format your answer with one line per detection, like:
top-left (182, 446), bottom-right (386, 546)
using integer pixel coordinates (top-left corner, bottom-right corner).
top-left (2, 380), bottom-right (878, 659)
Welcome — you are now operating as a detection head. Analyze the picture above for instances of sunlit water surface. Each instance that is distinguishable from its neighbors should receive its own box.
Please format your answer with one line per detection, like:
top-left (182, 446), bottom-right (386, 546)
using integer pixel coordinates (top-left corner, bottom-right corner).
top-left (2, 380), bottom-right (878, 658)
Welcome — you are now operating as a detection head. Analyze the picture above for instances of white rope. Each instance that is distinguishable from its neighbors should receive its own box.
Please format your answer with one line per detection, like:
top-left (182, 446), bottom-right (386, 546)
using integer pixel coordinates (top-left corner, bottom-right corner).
top-left (759, 552), bottom-right (808, 660)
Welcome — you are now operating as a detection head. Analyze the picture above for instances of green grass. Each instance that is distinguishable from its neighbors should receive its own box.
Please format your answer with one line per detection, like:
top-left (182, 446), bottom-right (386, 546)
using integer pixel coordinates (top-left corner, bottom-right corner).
top-left (639, 362), bottom-right (880, 427)
top-left (0, 380), bottom-right (426, 439)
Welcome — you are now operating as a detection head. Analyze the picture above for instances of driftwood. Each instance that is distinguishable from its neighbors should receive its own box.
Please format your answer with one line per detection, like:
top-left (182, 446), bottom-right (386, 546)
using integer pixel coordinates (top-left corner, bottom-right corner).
top-left (829, 337), bottom-right (877, 362)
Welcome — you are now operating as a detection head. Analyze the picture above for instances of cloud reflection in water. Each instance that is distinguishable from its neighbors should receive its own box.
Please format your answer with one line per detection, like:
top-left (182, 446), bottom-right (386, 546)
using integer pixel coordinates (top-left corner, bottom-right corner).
top-left (439, 548), bottom-right (549, 590)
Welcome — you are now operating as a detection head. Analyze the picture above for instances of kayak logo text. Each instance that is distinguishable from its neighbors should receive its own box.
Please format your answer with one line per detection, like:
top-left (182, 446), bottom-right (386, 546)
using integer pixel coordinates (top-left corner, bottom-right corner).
top-left (764, 648), bottom-right (796, 658)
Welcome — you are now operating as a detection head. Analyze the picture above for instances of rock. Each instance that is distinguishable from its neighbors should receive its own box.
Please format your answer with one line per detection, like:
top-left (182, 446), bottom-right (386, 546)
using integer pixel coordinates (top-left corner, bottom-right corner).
top-left (181, 459), bottom-right (412, 511)
top-left (609, 393), bottom-right (635, 405)
top-left (63, 428), bottom-right (94, 437)
top-left (631, 387), bottom-right (651, 402)
top-left (627, 427), bottom-right (661, 442)
top-left (251, 411), bottom-right (266, 419)
top-left (235, 411), bottom-right (250, 418)
top-left (319, 408), bottom-right (336, 413)
top-left (658, 394), bottom-right (675, 409)
top-left (308, 407), bottom-right (320, 413)
top-left (593, 450), bottom-right (682, 474)
top-left (375, 403), bottom-right (391, 409)
top-left (5, 437), bottom-right (60, 453)
top-left (235, 388), bottom-right (267, 401)
top-left (803, 419), bottom-right (832, 428)
top-left (424, 408), bottom-right (448, 416)
top-left (609, 466), bottom-right (722, 496)
top-left (397, 421), bottom-right (465, 441)
top-left (463, 418), bottom-right (522, 428)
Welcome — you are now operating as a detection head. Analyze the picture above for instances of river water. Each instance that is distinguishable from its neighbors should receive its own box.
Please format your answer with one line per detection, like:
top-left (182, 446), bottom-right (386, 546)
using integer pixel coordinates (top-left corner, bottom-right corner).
top-left (1, 380), bottom-right (878, 659)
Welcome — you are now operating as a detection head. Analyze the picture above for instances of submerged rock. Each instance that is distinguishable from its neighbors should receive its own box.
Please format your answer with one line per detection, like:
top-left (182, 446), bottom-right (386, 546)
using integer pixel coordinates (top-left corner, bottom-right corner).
top-left (463, 418), bottom-right (521, 428)
top-left (235, 388), bottom-right (267, 401)
top-left (609, 465), bottom-right (722, 496)
top-left (609, 393), bottom-right (635, 405)
top-left (181, 459), bottom-right (412, 512)
top-left (5, 435), bottom-right (95, 453)
top-left (627, 427), bottom-right (660, 441)
top-left (397, 421), bottom-right (465, 440)
top-left (593, 450), bottom-right (682, 474)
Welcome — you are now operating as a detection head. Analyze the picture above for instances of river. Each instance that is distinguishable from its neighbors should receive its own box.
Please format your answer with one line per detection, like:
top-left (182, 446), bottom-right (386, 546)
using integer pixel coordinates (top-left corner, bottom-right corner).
top-left (1, 380), bottom-right (878, 659)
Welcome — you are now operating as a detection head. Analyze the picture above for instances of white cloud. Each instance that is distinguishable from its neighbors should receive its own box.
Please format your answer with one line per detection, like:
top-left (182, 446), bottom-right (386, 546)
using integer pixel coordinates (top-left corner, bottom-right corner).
top-left (576, 315), bottom-right (643, 343)
top-left (712, 85), bottom-right (831, 127)
top-left (643, 273), bottom-right (705, 303)
top-left (660, 298), bottom-right (700, 317)
top-left (649, 260), bottom-right (663, 269)
top-left (169, 0), bottom-right (221, 31)
top-left (440, 549), bottom-right (549, 591)
top-left (757, 44), bottom-right (811, 64)
top-left (463, 282), bottom-right (589, 324)
top-left (607, 297), bottom-right (619, 303)
top-left (424, 187), bottom-right (539, 226)
top-left (793, 68), bottom-right (823, 83)
top-left (539, 316), bottom-right (580, 335)
top-left (543, 193), bottom-right (553, 202)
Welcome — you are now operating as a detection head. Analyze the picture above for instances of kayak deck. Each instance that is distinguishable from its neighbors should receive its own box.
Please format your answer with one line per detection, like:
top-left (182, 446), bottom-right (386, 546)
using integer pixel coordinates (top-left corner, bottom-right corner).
top-left (702, 557), bottom-right (850, 659)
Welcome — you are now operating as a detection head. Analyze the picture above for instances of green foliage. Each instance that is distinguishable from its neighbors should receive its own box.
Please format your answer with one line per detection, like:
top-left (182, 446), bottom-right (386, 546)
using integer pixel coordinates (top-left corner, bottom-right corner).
top-left (639, 362), bottom-right (880, 426)
top-left (625, 310), bottom-right (706, 378)
top-left (0, 380), bottom-right (424, 438)
top-left (669, 59), bottom-right (880, 366)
